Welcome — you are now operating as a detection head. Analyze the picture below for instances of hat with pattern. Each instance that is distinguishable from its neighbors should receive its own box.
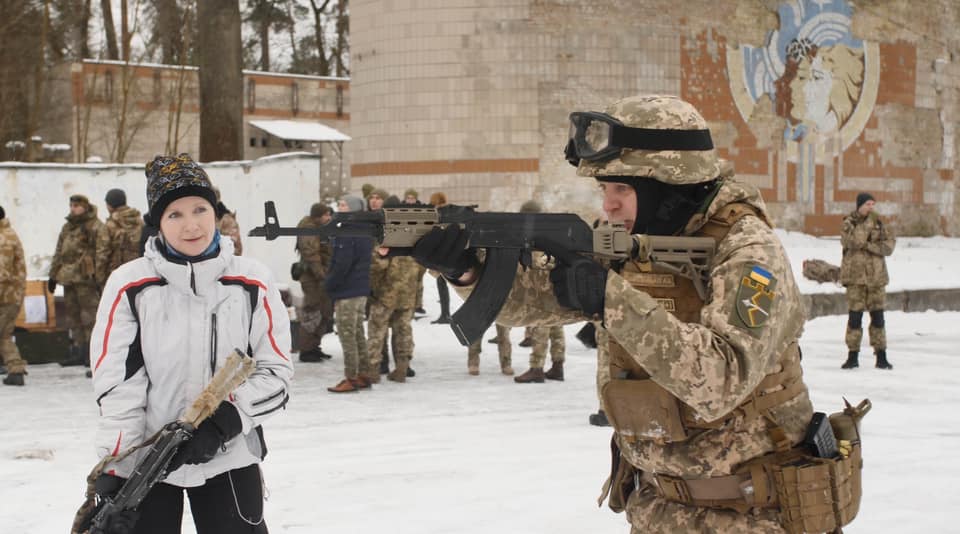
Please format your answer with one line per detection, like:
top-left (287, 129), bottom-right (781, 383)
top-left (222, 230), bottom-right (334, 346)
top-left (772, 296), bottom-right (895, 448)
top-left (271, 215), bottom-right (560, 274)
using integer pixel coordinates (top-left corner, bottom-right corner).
top-left (145, 153), bottom-right (217, 225)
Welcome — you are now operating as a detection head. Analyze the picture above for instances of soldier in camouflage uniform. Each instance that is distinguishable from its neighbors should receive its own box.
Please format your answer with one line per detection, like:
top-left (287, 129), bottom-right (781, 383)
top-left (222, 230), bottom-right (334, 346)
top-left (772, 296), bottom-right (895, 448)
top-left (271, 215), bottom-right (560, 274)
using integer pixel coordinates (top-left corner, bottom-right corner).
top-left (0, 205), bottom-right (28, 386)
top-left (366, 244), bottom-right (423, 383)
top-left (296, 203), bottom-right (335, 362)
top-left (413, 95), bottom-right (816, 533)
top-left (95, 189), bottom-right (144, 289)
top-left (467, 324), bottom-right (514, 375)
top-left (49, 194), bottom-right (104, 367)
top-left (514, 325), bottom-right (566, 383)
top-left (214, 187), bottom-right (243, 256)
top-left (840, 193), bottom-right (896, 370)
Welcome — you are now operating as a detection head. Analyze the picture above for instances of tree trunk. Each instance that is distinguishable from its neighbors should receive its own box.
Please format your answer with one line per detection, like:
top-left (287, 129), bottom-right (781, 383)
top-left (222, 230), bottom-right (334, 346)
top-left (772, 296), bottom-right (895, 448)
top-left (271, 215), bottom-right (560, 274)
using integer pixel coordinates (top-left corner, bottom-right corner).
top-left (120, 0), bottom-right (130, 61)
top-left (309, 0), bottom-right (331, 75)
top-left (198, 0), bottom-right (242, 162)
top-left (25, 0), bottom-right (49, 162)
top-left (334, 0), bottom-right (348, 76)
top-left (154, 0), bottom-right (181, 64)
top-left (75, 0), bottom-right (91, 58)
top-left (100, 0), bottom-right (119, 59)
top-left (258, 16), bottom-right (270, 71)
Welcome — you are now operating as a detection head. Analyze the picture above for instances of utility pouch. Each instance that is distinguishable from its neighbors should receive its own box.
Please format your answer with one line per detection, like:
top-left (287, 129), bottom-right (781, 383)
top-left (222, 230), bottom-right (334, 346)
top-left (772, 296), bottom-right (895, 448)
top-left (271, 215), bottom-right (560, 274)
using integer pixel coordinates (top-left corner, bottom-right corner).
top-left (772, 399), bottom-right (870, 534)
top-left (598, 436), bottom-right (637, 513)
top-left (601, 378), bottom-right (689, 443)
top-left (290, 261), bottom-right (304, 281)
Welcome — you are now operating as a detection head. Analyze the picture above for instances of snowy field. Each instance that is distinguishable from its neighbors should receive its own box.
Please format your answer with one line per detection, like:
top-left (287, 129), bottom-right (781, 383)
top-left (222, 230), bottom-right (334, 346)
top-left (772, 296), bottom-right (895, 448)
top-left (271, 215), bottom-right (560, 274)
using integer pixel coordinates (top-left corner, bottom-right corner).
top-left (2, 235), bottom-right (959, 533)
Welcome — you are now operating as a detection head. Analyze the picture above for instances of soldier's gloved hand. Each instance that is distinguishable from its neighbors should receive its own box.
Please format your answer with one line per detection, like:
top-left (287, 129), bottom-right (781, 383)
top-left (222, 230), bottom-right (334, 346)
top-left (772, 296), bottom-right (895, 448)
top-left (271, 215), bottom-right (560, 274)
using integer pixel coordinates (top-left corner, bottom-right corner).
top-left (537, 238), bottom-right (608, 319)
top-left (47, 278), bottom-right (57, 293)
top-left (167, 402), bottom-right (242, 472)
top-left (86, 474), bottom-right (140, 534)
top-left (412, 225), bottom-right (479, 280)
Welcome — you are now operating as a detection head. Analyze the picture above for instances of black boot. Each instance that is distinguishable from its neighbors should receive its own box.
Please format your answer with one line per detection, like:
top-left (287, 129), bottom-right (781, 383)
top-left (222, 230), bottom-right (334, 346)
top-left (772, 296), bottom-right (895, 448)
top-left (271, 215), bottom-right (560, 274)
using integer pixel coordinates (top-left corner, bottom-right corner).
top-left (841, 351), bottom-right (859, 369)
top-left (431, 315), bottom-right (451, 324)
top-left (875, 350), bottom-right (893, 370)
top-left (406, 366), bottom-right (415, 378)
top-left (379, 353), bottom-right (390, 374)
top-left (518, 337), bottom-right (533, 348)
top-left (60, 345), bottom-right (86, 367)
top-left (299, 349), bottom-right (327, 363)
top-left (588, 410), bottom-right (610, 427)
top-left (3, 372), bottom-right (25, 386)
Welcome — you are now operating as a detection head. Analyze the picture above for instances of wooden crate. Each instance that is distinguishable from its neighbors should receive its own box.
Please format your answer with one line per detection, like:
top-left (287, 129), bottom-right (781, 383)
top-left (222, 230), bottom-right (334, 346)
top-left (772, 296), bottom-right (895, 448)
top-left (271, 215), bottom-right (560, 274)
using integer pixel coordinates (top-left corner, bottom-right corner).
top-left (14, 279), bottom-right (57, 332)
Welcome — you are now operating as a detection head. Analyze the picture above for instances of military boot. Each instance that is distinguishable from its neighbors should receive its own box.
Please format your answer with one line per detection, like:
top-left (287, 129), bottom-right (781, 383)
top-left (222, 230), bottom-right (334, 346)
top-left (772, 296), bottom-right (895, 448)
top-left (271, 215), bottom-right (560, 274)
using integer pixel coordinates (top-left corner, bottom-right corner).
top-left (588, 410), bottom-right (610, 427)
top-left (487, 336), bottom-right (500, 344)
top-left (545, 361), bottom-right (564, 381)
top-left (299, 349), bottom-right (327, 363)
top-left (60, 345), bottom-right (86, 367)
top-left (406, 366), bottom-right (415, 378)
top-left (841, 351), bottom-right (859, 369)
top-left (514, 367), bottom-right (545, 383)
top-left (518, 337), bottom-right (533, 348)
top-left (3, 372), bottom-right (25, 386)
top-left (875, 350), bottom-right (893, 370)
top-left (388, 357), bottom-right (409, 383)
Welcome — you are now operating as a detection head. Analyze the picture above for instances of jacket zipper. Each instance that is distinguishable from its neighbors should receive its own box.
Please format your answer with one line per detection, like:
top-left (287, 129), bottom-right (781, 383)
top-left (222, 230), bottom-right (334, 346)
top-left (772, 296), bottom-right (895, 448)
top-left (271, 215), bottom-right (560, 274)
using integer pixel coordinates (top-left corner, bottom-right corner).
top-left (210, 313), bottom-right (218, 378)
top-left (190, 263), bottom-right (197, 295)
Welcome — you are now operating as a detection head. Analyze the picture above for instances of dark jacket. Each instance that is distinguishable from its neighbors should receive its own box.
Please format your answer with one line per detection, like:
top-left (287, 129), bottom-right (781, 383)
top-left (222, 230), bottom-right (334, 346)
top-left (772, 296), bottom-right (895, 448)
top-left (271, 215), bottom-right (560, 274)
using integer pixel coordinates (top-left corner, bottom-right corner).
top-left (324, 235), bottom-right (373, 301)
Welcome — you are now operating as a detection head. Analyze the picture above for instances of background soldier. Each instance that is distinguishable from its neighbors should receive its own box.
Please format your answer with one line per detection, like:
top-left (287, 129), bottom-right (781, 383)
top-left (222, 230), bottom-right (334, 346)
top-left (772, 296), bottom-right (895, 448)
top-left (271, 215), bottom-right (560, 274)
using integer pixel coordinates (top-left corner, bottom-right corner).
top-left (514, 325), bottom-right (565, 383)
top-left (840, 192), bottom-right (896, 370)
top-left (214, 187), bottom-right (243, 255)
top-left (413, 95), bottom-right (817, 533)
top-left (428, 191), bottom-right (453, 325)
top-left (296, 203), bottom-right (334, 362)
top-left (95, 189), bottom-right (144, 289)
top-left (49, 194), bottom-right (104, 368)
top-left (0, 205), bottom-right (28, 386)
top-left (467, 324), bottom-right (513, 376)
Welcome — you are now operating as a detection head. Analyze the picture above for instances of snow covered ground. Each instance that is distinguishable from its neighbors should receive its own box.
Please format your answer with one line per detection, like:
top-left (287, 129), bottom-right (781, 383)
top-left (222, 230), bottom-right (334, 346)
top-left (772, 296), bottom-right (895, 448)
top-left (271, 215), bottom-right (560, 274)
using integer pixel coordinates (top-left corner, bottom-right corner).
top-left (2, 236), bottom-right (959, 533)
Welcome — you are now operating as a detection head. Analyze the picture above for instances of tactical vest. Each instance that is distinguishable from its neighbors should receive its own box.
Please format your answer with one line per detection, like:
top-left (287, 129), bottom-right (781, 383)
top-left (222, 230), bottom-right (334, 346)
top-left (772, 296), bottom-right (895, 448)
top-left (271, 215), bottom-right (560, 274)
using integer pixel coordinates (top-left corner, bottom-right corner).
top-left (600, 203), bottom-right (806, 444)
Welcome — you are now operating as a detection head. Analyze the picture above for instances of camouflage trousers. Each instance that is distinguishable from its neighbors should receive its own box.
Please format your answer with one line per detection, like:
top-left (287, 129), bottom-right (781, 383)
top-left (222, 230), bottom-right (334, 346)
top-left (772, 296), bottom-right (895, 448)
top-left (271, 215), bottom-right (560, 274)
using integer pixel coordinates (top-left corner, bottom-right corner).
top-left (845, 285), bottom-right (887, 351)
top-left (64, 283), bottom-right (99, 346)
top-left (468, 324), bottom-right (512, 369)
top-left (366, 302), bottom-right (415, 371)
top-left (625, 482), bottom-right (786, 533)
top-left (528, 325), bottom-right (565, 368)
top-left (334, 296), bottom-right (367, 378)
top-left (298, 275), bottom-right (334, 352)
top-left (0, 303), bottom-right (27, 374)
top-left (595, 323), bottom-right (610, 406)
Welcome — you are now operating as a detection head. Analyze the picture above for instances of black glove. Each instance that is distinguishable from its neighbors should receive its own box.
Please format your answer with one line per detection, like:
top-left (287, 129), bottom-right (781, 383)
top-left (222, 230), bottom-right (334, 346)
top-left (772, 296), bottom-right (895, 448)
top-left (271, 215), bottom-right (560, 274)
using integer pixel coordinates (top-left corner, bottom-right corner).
top-left (412, 225), bottom-right (479, 280)
top-left (47, 278), bottom-right (57, 293)
top-left (85, 474), bottom-right (140, 534)
top-left (538, 238), bottom-right (608, 319)
top-left (167, 402), bottom-right (242, 472)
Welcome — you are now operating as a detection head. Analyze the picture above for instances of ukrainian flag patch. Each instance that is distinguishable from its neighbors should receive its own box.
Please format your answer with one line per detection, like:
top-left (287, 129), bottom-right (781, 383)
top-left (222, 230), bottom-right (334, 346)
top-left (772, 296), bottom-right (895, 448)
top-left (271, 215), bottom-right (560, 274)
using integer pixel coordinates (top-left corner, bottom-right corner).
top-left (749, 266), bottom-right (772, 286)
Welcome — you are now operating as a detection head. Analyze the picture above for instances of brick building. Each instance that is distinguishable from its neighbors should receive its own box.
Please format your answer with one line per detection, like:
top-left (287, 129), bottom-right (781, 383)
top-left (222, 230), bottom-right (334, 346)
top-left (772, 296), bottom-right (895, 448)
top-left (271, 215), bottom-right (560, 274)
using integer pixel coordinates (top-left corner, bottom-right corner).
top-left (349, 0), bottom-right (960, 236)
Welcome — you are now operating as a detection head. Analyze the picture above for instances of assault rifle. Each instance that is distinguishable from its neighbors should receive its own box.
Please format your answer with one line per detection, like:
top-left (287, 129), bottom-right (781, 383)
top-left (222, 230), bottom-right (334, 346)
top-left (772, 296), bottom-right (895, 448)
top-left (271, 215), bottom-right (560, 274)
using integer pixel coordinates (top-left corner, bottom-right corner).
top-left (74, 350), bottom-right (255, 534)
top-left (249, 201), bottom-right (715, 345)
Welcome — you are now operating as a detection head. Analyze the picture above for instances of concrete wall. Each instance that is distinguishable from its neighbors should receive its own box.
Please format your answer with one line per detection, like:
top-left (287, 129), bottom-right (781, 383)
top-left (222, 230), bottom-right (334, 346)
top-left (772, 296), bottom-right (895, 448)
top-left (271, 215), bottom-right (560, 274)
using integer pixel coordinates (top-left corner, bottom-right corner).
top-left (0, 153), bottom-right (326, 291)
top-left (350, 0), bottom-right (960, 235)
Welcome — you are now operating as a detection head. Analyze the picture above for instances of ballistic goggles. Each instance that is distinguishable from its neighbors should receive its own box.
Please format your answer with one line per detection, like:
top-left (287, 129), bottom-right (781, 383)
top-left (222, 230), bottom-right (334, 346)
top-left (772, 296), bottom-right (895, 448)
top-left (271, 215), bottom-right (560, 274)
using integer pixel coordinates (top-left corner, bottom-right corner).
top-left (564, 111), bottom-right (715, 166)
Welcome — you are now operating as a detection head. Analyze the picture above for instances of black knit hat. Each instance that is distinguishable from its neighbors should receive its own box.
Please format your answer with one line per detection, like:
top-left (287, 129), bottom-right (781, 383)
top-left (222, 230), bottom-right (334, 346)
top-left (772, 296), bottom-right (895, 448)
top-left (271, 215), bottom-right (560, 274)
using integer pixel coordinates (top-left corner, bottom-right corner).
top-left (856, 192), bottom-right (875, 209)
top-left (145, 153), bottom-right (217, 225)
top-left (0, 205), bottom-right (5, 220)
top-left (105, 188), bottom-right (127, 208)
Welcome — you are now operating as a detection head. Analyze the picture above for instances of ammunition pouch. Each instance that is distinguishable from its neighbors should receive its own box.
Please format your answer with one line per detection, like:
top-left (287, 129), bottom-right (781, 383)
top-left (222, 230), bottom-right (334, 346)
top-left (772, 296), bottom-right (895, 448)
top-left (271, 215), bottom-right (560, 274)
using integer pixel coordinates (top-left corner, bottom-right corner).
top-left (597, 436), bottom-right (638, 513)
top-left (601, 378), bottom-right (690, 443)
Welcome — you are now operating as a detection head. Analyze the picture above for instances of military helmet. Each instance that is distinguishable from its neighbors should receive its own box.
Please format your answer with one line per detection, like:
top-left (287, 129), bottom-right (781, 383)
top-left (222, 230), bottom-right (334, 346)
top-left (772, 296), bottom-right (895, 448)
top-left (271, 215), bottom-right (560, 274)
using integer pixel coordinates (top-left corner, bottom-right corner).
top-left (575, 95), bottom-right (721, 185)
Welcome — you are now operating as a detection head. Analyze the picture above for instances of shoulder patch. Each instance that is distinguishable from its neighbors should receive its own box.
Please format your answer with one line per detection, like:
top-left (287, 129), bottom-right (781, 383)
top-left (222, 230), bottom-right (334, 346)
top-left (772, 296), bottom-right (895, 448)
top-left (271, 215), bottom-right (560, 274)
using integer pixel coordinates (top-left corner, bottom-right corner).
top-left (731, 265), bottom-right (777, 330)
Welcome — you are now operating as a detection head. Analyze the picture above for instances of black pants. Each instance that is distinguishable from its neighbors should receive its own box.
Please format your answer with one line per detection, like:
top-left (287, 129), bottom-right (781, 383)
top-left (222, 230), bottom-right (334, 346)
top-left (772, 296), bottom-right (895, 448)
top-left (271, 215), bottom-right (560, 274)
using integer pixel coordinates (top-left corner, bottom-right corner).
top-left (437, 276), bottom-right (450, 318)
top-left (134, 464), bottom-right (268, 534)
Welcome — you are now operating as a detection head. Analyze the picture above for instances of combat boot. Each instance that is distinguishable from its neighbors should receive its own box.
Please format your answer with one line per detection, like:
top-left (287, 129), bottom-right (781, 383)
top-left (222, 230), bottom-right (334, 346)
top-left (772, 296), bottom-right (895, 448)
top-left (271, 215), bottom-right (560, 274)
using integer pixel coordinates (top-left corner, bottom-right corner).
top-left (406, 366), bottom-right (415, 378)
top-left (487, 336), bottom-right (500, 344)
top-left (388, 357), bottom-right (409, 383)
top-left (588, 410), bottom-right (610, 427)
top-left (327, 378), bottom-right (357, 393)
top-left (60, 345), bottom-right (86, 367)
top-left (545, 362), bottom-right (564, 381)
top-left (299, 349), bottom-right (327, 363)
top-left (3, 372), bottom-right (25, 386)
top-left (518, 337), bottom-right (533, 348)
top-left (514, 367), bottom-right (545, 383)
top-left (431, 315), bottom-right (451, 324)
top-left (875, 350), bottom-right (893, 370)
top-left (841, 351), bottom-right (859, 369)
top-left (468, 365), bottom-right (480, 376)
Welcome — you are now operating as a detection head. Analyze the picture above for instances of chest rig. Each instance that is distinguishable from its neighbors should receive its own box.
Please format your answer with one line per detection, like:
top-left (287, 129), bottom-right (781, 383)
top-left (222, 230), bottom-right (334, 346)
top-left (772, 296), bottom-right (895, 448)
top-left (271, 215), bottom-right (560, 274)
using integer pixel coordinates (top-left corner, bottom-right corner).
top-left (601, 203), bottom-right (805, 444)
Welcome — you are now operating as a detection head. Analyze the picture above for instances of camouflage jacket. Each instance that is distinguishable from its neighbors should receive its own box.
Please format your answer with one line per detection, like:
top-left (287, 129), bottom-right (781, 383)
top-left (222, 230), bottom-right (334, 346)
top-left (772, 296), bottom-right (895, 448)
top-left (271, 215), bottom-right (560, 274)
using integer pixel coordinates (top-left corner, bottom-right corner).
top-left (95, 206), bottom-right (144, 287)
top-left (370, 252), bottom-right (425, 309)
top-left (296, 216), bottom-right (332, 280)
top-left (50, 206), bottom-right (104, 286)
top-left (217, 211), bottom-right (243, 256)
top-left (840, 210), bottom-right (895, 287)
top-left (453, 179), bottom-right (812, 478)
top-left (0, 218), bottom-right (26, 305)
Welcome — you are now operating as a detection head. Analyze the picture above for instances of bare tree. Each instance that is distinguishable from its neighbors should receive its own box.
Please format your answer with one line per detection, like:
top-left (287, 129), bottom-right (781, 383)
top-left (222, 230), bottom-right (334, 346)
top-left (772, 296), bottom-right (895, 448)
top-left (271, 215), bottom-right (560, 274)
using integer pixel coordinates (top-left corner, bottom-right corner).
top-left (101, 0), bottom-right (119, 59)
top-left (307, 0), bottom-right (332, 75)
top-left (198, 0), bottom-right (243, 161)
top-left (333, 0), bottom-right (348, 76)
top-left (151, 0), bottom-right (183, 64)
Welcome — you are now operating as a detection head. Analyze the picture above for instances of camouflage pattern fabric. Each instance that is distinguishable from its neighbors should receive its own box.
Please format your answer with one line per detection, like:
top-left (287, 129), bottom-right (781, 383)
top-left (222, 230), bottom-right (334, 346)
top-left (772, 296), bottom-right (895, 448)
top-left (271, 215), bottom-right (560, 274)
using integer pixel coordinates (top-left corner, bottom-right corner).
top-left (801, 258), bottom-right (840, 284)
top-left (296, 216), bottom-right (334, 351)
top-left (577, 95), bottom-right (720, 185)
top-left (334, 296), bottom-right (367, 378)
top-left (455, 179), bottom-right (812, 531)
top-left (65, 283), bottom-right (99, 346)
top-left (218, 211), bottom-right (243, 256)
top-left (468, 324), bottom-right (513, 369)
top-left (95, 206), bottom-right (143, 287)
top-left (840, 210), bottom-right (895, 287)
top-left (49, 204), bottom-right (103, 286)
top-left (370, 254), bottom-right (424, 310)
top-left (0, 304), bottom-right (26, 374)
top-left (845, 284), bottom-right (885, 312)
top-left (0, 218), bottom-right (26, 306)
top-left (845, 325), bottom-right (863, 353)
top-left (625, 484), bottom-right (785, 534)
top-left (528, 325), bottom-right (565, 367)
top-left (366, 303), bottom-right (415, 372)
top-left (595, 322), bottom-right (610, 407)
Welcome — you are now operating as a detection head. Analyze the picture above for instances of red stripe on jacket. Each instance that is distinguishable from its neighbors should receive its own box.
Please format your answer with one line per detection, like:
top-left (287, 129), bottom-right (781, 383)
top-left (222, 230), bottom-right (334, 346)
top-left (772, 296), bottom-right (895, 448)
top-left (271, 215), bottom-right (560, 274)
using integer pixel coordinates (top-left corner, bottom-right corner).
top-left (219, 275), bottom-right (289, 361)
top-left (95, 277), bottom-right (162, 371)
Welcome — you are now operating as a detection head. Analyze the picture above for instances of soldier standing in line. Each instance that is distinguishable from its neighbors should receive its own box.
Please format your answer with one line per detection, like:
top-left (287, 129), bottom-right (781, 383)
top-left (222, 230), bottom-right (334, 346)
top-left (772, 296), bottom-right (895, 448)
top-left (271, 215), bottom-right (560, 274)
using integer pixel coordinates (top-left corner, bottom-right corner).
top-left (514, 324), bottom-right (566, 383)
top-left (0, 205), bottom-right (28, 386)
top-left (428, 191), bottom-right (453, 324)
top-left (49, 194), bottom-right (104, 368)
top-left (404, 189), bottom-right (429, 316)
top-left (412, 95), bottom-right (818, 533)
top-left (213, 187), bottom-right (243, 255)
top-left (466, 324), bottom-right (514, 376)
top-left (840, 192), bottom-right (896, 370)
top-left (296, 203), bottom-right (335, 363)
top-left (95, 189), bottom-right (144, 289)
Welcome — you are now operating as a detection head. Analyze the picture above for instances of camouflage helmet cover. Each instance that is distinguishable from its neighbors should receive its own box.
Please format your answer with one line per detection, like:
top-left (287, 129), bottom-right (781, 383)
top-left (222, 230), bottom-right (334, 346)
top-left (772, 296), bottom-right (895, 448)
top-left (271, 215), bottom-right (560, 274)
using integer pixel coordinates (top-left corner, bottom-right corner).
top-left (576, 95), bottom-right (721, 185)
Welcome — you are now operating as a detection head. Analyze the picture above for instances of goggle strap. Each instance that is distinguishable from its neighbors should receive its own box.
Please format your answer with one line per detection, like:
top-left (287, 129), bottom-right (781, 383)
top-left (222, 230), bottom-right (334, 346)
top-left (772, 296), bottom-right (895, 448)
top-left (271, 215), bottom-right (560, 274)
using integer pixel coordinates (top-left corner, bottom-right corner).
top-left (609, 127), bottom-right (714, 151)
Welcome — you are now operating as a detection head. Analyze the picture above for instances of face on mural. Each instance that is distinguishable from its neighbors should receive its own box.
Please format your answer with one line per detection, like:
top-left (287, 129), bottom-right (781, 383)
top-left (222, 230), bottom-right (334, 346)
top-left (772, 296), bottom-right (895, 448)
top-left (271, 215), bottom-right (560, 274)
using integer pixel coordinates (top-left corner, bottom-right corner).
top-left (779, 44), bottom-right (865, 138)
top-left (789, 54), bottom-right (836, 132)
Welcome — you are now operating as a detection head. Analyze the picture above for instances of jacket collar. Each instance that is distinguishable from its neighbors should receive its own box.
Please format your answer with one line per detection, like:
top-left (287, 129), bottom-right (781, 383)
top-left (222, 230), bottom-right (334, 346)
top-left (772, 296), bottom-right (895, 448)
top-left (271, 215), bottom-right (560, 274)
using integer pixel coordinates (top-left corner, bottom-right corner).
top-left (144, 234), bottom-right (235, 296)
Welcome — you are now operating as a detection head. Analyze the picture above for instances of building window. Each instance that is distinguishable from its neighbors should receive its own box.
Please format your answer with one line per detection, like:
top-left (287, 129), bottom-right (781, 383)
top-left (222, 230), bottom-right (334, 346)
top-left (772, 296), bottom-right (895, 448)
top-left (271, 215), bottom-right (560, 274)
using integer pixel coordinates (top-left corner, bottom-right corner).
top-left (247, 79), bottom-right (256, 112)
top-left (153, 70), bottom-right (162, 104)
top-left (336, 85), bottom-right (344, 118)
top-left (291, 82), bottom-right (299, 115)
top-left (261, 137), bottom-right (268, 147)
top-left (250, 137), bottom-right (256, 147)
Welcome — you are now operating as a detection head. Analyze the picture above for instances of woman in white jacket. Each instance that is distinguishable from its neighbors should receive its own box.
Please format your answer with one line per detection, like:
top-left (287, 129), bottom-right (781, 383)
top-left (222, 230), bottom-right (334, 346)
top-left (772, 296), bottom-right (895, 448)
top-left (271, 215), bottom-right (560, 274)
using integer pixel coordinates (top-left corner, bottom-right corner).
top-left (88, 153), bottom-right (294, 534)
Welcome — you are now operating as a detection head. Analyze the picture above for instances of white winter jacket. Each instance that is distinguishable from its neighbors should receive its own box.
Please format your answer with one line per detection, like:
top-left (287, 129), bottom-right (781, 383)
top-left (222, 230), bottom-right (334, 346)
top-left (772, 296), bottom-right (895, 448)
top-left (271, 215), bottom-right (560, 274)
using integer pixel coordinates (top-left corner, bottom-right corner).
top-left (89, 235), bottom-right (294, 487)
